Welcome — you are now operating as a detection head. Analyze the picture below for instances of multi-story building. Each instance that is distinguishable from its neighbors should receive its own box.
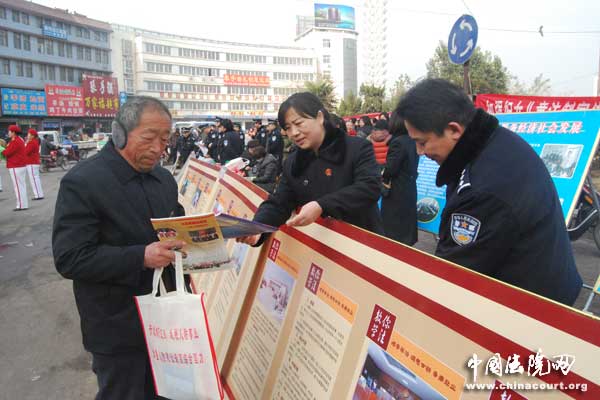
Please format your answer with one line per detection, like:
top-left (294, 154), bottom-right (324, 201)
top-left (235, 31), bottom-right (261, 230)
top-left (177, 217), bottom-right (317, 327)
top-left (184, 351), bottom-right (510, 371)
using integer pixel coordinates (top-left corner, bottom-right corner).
top-left (294, 4), bottom-right (358, 102)
top-left (0, 0), bottom-right (112, 132)
top-left (362, 0), bottom-right (388, 88)
top-left (111, 24), bottom-right (318, 122)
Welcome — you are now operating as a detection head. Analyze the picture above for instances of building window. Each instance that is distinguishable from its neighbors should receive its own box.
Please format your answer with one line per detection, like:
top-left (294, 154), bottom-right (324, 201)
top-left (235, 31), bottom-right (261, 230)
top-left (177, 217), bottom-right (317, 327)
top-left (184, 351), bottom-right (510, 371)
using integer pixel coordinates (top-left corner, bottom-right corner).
top-left (39, 64), bottom-right (47, 80)
top-left (85, 47), bottom-right (92, 61)
top-left (94, 31), bottom-right (101, 41)
top-left (323, 39), bottom-right (331, 48)
top-left (83, 28), bottom-right (90, 39)
top-left (178, 65), bottom-right (217, 76)
top-left (145, 62), bottom-right (172, 73)
top-left (124, 60), bottom-right (133, 74)
top-left (95, 48), bottom-right (101, 63)
top-left (227, 86), bottom-right (267, 95)
top-left (1, 58), bottom-right (9, 74)
top-left (101, 50), bottom-right (109, 65)
top-left (273, 72), bottom-right (315, 81)
top-left (323, 55), bottom-right (330, 63)
top-left (67, 67), bottom-right (74, 82)
top-left (144, 42), bottom-right (171, 55)
top-left (23, 34), bottom-right (30, 51)
top-left (225, 53), bottom-right (267, 64)
top-left (15, 60), bottom-right (23, 77)
top-left (24, 61), bottom-right (32, 77)
top-left (0, 29), bottom-right (7, 46)
top-left (226, 69), bottom-right (266, 76)
top-left (122, 39), bottom-right (133, 56)
top-left (60, 66), bottom-right (66, 81)
top-left (48, 65), bottom-right (55, 80)
top-left (58, 42), bottom-right (65, 57)
top-left (125, 79), bottom-right (134, 94)
top-left (180, 84), bottom-right (219, 94)
top-left (273, 87), bottom-right (301, 96)
top-left (228, 102), bottom-right (268, 111)
top-left (46, 39), bottom-right (53, 55)
top-left (66, 44), bottom-right (72, 58)
top-left (144, 81), bottom-right (173, 91)
top-left (0, 7), bottom-right (5, 19)
top-left (76, 27), bottom-right (83, 37)
top-left (21, 13), bottom-right (29, 25)
top-left (13, 32), bottom-right (21, 49)
top-left (12, 9), bottom-right (19, 23)
top-left (77, 45), bottom-right (84, 60)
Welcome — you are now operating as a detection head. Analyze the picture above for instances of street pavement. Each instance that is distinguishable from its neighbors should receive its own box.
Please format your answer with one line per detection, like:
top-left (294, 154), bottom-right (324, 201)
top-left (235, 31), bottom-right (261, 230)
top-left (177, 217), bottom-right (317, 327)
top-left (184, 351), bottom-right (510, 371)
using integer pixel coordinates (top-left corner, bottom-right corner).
top-left (0, 156), bottom-right (599, 399)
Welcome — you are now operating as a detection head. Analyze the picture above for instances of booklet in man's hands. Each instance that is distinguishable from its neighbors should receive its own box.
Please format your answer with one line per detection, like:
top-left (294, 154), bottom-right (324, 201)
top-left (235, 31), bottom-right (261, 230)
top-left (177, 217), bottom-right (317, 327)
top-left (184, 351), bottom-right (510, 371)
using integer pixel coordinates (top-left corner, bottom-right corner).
top-left (151, 213), bottom-right (277, 273)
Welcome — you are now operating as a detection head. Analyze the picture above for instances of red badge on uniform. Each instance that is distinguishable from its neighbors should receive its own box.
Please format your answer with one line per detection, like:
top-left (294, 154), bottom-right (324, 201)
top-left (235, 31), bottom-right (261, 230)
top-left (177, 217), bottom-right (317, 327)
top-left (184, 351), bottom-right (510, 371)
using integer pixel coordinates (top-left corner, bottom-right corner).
top-left (324, 168), bottom-right (332, 177)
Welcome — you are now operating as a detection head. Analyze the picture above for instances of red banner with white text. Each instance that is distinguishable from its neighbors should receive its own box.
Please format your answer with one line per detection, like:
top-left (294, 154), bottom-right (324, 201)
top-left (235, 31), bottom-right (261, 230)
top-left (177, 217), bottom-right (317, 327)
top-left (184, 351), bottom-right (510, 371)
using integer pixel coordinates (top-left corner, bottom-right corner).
top-left (475, 93), bottom-right (600, 114)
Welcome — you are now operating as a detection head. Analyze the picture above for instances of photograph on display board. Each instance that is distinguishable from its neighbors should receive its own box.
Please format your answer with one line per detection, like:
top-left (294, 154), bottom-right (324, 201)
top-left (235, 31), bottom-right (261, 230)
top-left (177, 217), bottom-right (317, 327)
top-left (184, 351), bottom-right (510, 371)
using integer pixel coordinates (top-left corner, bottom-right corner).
top-left (353, 342), bottom-right (445, 400)
top-left (416, 197), bottom-right (440, 224)
top-left (540, 143), bottom-right (583, 179)
top-left (257, 259), bottom-right (296, 324)
top-left (180, 173), bottom-right (192, 196)
top-left (191, 184), bottom-right (202, 208)
top-left (231, 242), bottom-right (250, 276)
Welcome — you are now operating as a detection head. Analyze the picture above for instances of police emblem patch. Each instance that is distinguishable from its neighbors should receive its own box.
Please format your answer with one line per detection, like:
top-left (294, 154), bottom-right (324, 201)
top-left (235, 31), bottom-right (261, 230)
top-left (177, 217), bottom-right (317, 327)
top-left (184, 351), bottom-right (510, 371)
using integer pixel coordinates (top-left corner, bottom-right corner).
top-left (450, 213), bottom-right (481, 246)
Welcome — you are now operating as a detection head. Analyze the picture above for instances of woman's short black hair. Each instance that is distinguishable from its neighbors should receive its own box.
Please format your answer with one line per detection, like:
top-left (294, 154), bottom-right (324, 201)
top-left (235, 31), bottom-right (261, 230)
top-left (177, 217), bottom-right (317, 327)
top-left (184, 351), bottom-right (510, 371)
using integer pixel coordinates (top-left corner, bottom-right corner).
top-left (278, 92), bottom-right (335, 135)
top-left (220, 119), bottom-right (234, 132)
top-left (360, 115), bottom-right (372, 126)
top-left (388, 110), bottom-right (408, 137)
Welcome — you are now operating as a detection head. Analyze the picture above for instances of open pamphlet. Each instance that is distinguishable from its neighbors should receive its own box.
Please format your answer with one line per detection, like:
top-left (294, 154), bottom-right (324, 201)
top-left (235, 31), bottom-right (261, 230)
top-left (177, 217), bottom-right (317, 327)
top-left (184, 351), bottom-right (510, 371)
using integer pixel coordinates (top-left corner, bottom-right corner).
top-left (151, 213), bottom-right (277, 273)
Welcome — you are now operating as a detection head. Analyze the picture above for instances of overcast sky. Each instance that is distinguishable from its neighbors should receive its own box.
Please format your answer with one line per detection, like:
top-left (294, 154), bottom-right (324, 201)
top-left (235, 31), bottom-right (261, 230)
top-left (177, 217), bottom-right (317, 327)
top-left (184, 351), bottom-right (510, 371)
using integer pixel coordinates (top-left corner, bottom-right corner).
top-left (36, 0), bottom-right (600, 96)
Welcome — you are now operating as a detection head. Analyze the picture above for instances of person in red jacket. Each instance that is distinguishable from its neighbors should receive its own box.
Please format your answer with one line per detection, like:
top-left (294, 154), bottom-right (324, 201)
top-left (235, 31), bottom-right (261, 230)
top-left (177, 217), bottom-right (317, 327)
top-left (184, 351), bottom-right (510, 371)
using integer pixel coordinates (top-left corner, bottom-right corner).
top-left (368, 119), bottom-right (392, 169)
top-left (25, 128), bottom-right (44, 200)
top-left (2, 125), bottom-right (28, 210)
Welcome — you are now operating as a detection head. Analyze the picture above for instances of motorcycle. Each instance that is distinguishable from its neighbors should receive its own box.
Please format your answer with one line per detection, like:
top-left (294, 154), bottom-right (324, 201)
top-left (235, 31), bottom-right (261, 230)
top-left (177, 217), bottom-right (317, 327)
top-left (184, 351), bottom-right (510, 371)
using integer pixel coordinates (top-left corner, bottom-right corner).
top-left (40, 148), bottom-right (68, 172)
top-left (567, 175), bottom-right (600, 251)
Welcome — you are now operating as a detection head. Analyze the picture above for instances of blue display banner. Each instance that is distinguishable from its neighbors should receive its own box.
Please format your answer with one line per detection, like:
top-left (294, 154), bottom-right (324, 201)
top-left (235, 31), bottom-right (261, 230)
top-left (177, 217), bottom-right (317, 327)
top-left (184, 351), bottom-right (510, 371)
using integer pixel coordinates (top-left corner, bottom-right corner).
top-left (416, 110), bottom-right (600, 234)
top-left (42, 25), bottom-right (67, 40)
top-left (1, 88), bottom-right (47, 116)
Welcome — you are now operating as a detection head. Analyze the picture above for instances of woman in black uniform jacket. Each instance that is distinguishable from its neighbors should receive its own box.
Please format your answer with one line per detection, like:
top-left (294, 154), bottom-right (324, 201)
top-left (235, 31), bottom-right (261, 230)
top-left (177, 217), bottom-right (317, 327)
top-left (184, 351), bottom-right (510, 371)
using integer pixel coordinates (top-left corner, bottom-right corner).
top-left (381, 112), bottom-right (419, 245)
top-left (238, 92), bottom-right (383, 246)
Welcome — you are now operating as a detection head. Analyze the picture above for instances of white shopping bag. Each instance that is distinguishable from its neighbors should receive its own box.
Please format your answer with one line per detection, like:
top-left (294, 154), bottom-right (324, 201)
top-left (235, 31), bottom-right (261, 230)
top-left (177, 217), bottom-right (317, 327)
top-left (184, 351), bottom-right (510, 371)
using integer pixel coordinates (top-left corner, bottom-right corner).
top-left (135, 253), bottom-right (223, 400)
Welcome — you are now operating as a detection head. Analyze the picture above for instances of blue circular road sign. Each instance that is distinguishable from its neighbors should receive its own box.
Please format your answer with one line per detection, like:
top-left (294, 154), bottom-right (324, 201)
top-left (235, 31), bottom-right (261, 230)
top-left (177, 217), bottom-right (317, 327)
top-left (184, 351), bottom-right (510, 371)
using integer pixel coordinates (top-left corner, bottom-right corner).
top-left (448, 14), bottom-right (478, 65)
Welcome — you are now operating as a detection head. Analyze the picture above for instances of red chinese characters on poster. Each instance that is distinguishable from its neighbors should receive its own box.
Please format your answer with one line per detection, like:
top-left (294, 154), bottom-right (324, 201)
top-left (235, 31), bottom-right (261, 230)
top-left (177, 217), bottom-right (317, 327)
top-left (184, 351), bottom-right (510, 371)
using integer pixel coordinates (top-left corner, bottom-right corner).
top-left (45, 85), bottom-right (84, 117)
top-left (475, 93), bottom-right (600, 114)
top-left (82, 75), bottom-right (119, 117)
top-left (367, 304), bottom-right (396, 349)
top-left (223, 74), bottom-right (270, 87)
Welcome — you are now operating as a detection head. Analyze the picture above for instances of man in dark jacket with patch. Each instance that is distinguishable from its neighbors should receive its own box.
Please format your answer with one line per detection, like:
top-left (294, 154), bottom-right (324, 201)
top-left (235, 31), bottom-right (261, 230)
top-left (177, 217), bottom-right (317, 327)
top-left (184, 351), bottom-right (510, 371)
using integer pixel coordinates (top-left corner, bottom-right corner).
top-left (396, 79), bottom-right (582, 306)
top-left (52, 97), bottom-right (186, 399)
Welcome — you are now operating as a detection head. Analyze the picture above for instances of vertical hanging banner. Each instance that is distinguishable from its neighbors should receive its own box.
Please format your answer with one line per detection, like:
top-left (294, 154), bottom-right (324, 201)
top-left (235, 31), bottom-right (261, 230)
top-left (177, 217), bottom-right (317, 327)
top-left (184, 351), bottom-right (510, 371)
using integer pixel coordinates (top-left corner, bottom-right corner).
top-left (45, 85), bottom-right (84, 117)
top-left (82, 75), bottom-right (119, 117)
top-left (417, 110), bottom-right (600, 234)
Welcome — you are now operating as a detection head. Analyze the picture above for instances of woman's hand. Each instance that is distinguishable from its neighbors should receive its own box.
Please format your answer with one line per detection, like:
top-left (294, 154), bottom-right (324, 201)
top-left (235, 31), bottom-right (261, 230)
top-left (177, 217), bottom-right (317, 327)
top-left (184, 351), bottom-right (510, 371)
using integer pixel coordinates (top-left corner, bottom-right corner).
top-left (236, 234), bottom-right (260, 246)
top-left (286, 201), bottom-right (322, 227)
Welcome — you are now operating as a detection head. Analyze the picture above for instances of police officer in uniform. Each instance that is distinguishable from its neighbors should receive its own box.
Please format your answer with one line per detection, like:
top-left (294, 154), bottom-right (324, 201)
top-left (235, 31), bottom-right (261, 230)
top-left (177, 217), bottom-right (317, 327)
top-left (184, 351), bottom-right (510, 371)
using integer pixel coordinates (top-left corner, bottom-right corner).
top-left (233, 122), bottom-right (245, 147)
top-left (204, 122), bottom-right (220, 162)
top-left (396, 79), bottom-right (582, 306)
top-left (263, 119), bottom-right (284, 165)
top-left (253, 118), bottom-right (266, 141)
top-left (176, 128), bottom-right (197, 167)
top-left (216, 119), bottom-right (243, 164)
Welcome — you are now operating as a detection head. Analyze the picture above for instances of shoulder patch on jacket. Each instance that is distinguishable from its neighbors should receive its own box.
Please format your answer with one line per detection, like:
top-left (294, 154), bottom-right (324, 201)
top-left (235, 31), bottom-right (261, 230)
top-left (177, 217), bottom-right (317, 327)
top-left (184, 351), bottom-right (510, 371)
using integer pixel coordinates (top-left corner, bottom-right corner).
top-left (451, 213), bottom-right (481, 246)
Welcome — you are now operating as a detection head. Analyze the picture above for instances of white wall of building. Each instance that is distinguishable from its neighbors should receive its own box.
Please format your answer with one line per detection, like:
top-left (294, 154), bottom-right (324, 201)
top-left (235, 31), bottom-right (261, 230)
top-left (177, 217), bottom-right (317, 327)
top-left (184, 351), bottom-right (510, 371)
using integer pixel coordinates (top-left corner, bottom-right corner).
top-left (362, 0), bottom-right (388, 89)
top-left (111, 24), bottom-right (318, 120)
top-left (295, 27), bottom-right (358, 102)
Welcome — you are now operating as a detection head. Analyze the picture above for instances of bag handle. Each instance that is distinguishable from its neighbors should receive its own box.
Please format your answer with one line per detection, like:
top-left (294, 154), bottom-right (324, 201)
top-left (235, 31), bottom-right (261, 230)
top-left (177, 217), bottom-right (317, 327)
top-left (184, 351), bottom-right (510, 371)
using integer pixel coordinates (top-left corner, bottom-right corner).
top-left (174, 251), bottom-right (185, 294)
top-left (150, 251), bottom-right (186, 297)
